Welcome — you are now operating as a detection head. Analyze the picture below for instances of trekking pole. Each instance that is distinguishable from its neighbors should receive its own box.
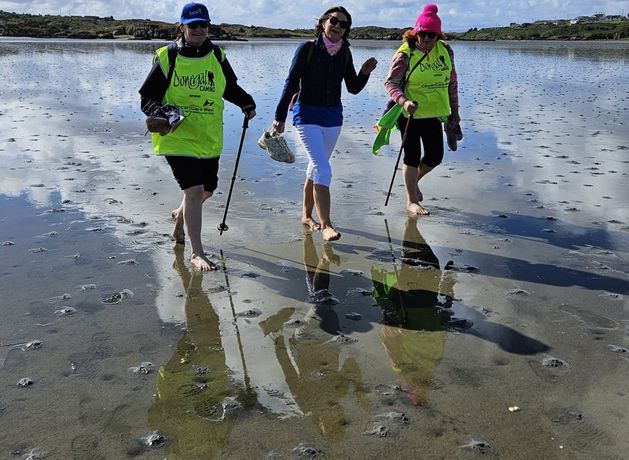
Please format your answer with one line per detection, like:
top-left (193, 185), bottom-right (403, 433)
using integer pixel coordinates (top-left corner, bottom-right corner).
top-left (384, 106), bottom-right (415, 207)
top-left (218, 114), bottom-right (249, 235)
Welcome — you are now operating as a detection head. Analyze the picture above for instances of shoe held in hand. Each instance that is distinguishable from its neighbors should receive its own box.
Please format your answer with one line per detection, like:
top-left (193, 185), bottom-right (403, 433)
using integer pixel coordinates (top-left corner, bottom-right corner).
top-left (445, 117), bottom-right (463, 152)
top-left (258, 129), bottom-right (296, 164)
top-left (146, 105), bottom-right (185, 136)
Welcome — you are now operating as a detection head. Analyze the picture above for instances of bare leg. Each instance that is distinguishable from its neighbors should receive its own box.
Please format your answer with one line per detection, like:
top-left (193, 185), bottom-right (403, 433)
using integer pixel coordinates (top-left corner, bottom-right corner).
top-left (416, 161), bottom-right (433, 203)
top-left (171, 191), bottom-right (211, 244)
top-left (313, 184), bottom-right (340, 241)
top-left (404, 164), bottom-right (430, 216)
top-left (183, 185), bottom-right (216, 271)
top-left (301, 178), bottom-right (320, 231)
top-left (171, 197), bottom-right (185, 244)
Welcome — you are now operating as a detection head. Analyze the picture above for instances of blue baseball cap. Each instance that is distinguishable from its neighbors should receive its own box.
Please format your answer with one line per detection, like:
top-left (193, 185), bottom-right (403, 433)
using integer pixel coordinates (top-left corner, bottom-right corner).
top-left (180, 2), bottom-right (210, 24)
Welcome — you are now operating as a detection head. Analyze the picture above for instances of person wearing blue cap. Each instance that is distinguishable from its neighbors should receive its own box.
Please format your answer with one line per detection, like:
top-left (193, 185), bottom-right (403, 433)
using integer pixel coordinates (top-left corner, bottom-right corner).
top-left (139, 2), bottom-right (256, 271)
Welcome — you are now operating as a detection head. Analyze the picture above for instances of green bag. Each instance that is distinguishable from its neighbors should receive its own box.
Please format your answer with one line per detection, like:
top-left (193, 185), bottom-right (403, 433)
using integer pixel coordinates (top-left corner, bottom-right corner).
top-left (372, 104), bottom-right (403, 155)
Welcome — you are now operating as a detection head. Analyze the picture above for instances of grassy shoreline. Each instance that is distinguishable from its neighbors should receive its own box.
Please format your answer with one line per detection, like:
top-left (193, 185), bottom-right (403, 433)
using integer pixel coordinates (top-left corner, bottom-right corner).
top-left (1, 10), bottom-right (628, 41)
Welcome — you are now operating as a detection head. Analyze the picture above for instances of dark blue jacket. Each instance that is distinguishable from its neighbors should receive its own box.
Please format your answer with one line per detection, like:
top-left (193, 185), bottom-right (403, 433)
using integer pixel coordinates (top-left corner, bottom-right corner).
top-left (274, 36), bottom-right (369, 122)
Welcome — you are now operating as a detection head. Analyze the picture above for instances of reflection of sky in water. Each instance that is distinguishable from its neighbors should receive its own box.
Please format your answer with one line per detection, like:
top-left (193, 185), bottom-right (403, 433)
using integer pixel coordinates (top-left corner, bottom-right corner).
top-left (1, 39), bottom-right (627, 235)
top-left (0, 39), bottom-right (627, 246)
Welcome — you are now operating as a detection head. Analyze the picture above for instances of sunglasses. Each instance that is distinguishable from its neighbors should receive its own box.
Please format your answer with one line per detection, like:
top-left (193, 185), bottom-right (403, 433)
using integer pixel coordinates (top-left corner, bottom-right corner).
top-left (188, 21), bottom-right (209, 29)
top-left (419, 31), bottom-right (438, 39)
top-left (328, 16), bottom-right (349, 29)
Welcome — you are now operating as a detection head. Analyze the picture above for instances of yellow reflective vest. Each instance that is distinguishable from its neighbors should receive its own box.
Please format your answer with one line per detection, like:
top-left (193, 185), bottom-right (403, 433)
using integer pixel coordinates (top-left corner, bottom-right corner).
top-left (397, 40), bottom-right (452, 120)
top-left (152, 45), bottom-right (227, 158)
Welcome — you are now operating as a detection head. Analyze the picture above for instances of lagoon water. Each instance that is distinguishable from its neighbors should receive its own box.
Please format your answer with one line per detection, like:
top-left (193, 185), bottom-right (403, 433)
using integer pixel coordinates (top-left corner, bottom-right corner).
top-left (0, 38), bottom-right (628, 458)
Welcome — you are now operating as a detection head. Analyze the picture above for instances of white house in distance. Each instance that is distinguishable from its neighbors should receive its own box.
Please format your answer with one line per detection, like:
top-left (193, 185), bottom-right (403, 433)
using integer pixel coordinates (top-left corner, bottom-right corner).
top-left (570, 14), bottom-right (627, 25)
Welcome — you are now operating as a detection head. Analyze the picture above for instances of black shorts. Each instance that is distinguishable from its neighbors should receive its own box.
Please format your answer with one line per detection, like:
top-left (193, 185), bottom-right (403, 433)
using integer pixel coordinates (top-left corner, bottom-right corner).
top-left (165, 156), bottom-right (219, 192)
top-left (397, 116), bottom-right (444, 168)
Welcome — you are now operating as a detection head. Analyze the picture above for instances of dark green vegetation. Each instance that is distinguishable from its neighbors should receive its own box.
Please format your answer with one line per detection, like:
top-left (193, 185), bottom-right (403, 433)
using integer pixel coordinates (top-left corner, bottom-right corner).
top-left (0, 11), bottom-right (235, 40)
top-left (0, 11), bottom-right (627, 40)
top-left (451, 19), bottom-right (629, 41)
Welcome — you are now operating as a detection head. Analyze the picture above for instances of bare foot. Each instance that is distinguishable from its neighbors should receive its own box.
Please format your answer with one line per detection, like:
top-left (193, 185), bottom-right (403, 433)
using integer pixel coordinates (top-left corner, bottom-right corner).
top-left (302, 217), bottom-right (321, 231)
top-left (191, 253), bottom-right (217, 271)
top-left (322, 227), bottom-right (341, 241)
top-left (407, 203), bottom-right (430, 216)
top-left (171, 210), bottom-right (185, 244)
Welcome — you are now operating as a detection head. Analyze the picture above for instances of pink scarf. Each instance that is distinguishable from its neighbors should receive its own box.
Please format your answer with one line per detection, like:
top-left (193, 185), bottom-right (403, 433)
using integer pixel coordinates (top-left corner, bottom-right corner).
top-left (322, 34), bottom-right (342, 55)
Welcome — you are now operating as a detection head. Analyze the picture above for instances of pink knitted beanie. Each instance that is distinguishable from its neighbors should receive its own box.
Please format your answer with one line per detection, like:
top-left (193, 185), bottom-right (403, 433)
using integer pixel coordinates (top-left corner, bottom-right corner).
top-left (413, 4), bottom-right (443, 35)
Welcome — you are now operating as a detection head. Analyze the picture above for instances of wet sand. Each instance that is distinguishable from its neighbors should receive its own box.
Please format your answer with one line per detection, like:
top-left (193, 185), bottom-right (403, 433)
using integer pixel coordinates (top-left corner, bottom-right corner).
top-left (0, 39), bottom-right (628, 459)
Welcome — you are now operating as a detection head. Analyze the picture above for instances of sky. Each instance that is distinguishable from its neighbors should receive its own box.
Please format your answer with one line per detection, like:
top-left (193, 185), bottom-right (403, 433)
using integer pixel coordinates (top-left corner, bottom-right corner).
top-left (0, 0), bottom-right (627, 31)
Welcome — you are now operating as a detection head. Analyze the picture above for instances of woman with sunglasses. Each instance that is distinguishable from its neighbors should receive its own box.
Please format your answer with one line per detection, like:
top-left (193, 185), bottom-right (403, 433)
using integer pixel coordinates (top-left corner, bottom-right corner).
top-left (384, 3), bottom-right (460, 216)
top-left (272, 6), bottom-right (377, 242)
top-left (139, 2), bottom-right (256, 271)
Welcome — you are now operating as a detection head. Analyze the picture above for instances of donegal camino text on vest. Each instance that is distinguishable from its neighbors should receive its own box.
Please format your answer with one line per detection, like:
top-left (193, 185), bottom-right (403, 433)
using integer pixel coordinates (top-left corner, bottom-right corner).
top-left (152, 45), bottom-right (227, 158)
top-left (398, 40), bottom-right (452, 120)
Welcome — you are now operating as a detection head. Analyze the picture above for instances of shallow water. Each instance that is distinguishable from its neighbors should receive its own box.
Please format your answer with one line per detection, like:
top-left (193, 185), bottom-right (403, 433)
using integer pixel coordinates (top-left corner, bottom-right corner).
top-left (0, 38), bottom-right (628, 459)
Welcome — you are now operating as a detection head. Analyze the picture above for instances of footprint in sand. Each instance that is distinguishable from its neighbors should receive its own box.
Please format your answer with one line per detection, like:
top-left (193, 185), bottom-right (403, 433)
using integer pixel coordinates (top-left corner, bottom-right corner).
top-left (128, 361), bottom-right (155, 375)
top-left (63, 353), bottom-right (100, 378)
top-left (607, 345), bottom-right (628, 354)
top-left (546, 407), bottom-right (613, 455)
top-left (292, 443), bottom-right (324, 458)
top-left (103, 404), bottom-right (133, 436)
top-left (459, 438), bottom-right (494, 455)
top-left (527, 356), bottom-right (570, 381)
top-left (139, 431), bottom-right (167, 448)
top-left (363, 411), bottom-right (410, 439)
top-left (54, 306), bottom-right (76, 316)
top-left (559, 305), bottom-right (618, 330)
top-left (71, 434), bottom-right (106, 460)
top-left (101, 289), bottom-right (134, 305)
top-left (541, 356), bottom-right (569, 368)
top-left (236, 308), bottom-right (262, 318)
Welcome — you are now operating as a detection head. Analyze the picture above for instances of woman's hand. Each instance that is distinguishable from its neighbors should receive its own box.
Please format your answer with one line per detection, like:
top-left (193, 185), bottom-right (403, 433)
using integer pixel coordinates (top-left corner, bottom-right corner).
top-left (402, 99), bottom-right (418, 115)
top-left (272, 120), bottom-right (285, 134)
top-left (359, 57), bottom-right (378, 76)
top-left (450, 107), bottom-right (461, 124)
top-left (246, 109), bottom-right (256, 120)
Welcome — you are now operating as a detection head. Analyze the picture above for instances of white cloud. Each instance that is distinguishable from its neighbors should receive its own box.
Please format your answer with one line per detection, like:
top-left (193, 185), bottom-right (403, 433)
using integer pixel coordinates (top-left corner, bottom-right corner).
top-left (0, 0), bottom-right (625, 31)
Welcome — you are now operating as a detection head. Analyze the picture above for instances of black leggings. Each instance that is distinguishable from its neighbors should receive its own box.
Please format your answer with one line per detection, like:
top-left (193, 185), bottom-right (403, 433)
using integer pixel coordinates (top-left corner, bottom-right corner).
top-left (397, 116), bottom-right (444, 168)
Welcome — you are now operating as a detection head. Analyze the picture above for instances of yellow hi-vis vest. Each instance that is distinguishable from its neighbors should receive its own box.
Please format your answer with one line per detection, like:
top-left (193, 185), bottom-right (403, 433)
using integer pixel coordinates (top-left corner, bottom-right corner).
top-left (152, 45), bottom-right (227, 158)
top-left (397, 40), bottom-right (452, 120)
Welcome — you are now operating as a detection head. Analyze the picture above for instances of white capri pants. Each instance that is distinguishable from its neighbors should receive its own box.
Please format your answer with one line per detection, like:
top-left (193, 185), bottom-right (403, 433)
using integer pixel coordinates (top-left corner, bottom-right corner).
top-left (295, 124), bottom-right (342, 187)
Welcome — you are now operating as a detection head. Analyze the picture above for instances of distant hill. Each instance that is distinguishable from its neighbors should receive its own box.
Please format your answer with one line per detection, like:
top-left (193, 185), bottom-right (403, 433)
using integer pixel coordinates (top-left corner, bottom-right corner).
top-left (0, 11), bottom-right (235, 40)
top-left (450, 18), bottom-right (629, 40)
top-left (0, 11), bottom-right (627, 41)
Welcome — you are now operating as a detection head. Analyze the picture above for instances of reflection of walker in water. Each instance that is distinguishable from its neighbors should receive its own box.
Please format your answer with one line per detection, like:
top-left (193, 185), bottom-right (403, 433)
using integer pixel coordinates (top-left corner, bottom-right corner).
top-left (261, 234), bottom-right (367, 441)
top-left (303, 234), bottom-right (342, 333)
top-left (147, 246), bottom-right (243, 458)
top-left (372, 218), bottom-right (456, 405)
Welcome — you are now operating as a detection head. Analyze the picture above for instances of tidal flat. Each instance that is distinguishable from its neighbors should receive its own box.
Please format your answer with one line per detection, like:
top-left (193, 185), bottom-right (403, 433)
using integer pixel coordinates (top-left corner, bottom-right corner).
top-left (0, 38), bottom-right (627, 459)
